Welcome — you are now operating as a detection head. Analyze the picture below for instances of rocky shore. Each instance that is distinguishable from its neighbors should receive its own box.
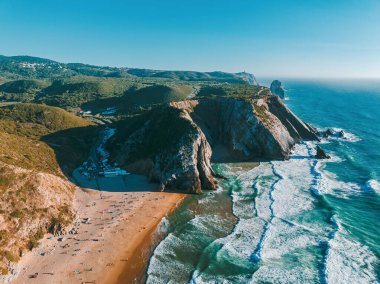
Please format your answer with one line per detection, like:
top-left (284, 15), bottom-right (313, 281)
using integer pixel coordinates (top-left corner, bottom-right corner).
top-left (108, 95), bottom-right (319, 194)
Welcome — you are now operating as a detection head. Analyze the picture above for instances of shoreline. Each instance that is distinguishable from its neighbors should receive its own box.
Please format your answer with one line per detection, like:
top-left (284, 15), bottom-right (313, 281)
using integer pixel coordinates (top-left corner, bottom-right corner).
top-left (109, 192), bottom-right (187, 284)
top-left (113, 195), bottom-right (188, 284)
top-left (7, 175), bottom-right (187, 284)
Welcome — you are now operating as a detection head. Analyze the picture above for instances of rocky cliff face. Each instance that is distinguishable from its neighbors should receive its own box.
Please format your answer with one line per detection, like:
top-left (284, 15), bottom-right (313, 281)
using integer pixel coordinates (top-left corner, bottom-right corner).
top-left (109, 95), bottom-right (318, 194)
top-left (109, 105), bottom-right (216, 194)
top-left (173, 96), bottom-right (318, 161)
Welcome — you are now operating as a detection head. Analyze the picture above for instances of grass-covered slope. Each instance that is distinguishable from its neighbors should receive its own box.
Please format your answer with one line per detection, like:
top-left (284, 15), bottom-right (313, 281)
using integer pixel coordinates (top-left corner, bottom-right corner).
top-left (0, 103), bottom-right (98, 274)
top-left (34, 76), bottom-right (135, 108)
top-left (0, 79), bottom-right (48, 94)
top-left (123, 84), bottom-right (192, 106)
top-left (0, 103), bottom-right (97, 175)
top-left (0, 103), bottom-right (92, 133)
top-left (0, 55), bottom-right (256, 83)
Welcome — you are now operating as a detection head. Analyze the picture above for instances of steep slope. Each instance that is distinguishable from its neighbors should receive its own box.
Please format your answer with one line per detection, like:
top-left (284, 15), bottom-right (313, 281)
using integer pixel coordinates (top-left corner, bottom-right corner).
top-left (186, 96), bottom-right (318, 161)
top-left (107, 95), bottom-right (318, 194)
top-left (0, 104), bottom-right (96, 274)
top-left (108, 105), bottom-right (215, 194)
top-left (0, 103), bottom-right (92, 133)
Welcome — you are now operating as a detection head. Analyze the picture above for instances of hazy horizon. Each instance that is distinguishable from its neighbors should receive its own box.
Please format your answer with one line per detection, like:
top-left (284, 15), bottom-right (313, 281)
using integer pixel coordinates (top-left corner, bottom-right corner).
top-left (1, 0), bottom-right (380, 78)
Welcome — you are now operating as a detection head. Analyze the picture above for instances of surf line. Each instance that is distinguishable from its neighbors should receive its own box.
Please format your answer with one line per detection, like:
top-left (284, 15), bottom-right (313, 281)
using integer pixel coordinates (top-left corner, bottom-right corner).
top-left (250, 162), bottom-right (282, 263)
top-left (306, 142), bottom-right (337, 284)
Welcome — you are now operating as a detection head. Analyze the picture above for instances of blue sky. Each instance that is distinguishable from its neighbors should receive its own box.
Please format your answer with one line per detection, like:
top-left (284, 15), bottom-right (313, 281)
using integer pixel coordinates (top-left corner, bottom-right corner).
top-left (1, 0), bottom-right (380, 78)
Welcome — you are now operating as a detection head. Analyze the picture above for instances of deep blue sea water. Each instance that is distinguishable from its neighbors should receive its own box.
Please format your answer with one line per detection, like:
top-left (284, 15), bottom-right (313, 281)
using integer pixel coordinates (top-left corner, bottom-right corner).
top-left (146, 80), bottom-right (380, 284)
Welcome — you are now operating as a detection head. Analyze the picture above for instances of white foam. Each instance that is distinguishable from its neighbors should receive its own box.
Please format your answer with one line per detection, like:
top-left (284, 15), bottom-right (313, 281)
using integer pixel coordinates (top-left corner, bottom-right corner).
top-left (365, 179), bottom-right (380, 194)
top-left (326, 229), bottom-right (378, 284)
top-left (319, 127), bottom-right (361, 143)
top-left (156, 217), bottom-right (170, 235)
top-left (148, 141), bottom-right (377, 284)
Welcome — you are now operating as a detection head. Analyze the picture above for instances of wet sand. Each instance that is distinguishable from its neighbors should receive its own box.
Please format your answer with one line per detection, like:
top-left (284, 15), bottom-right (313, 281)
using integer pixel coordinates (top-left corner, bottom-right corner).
top-left (10, 175), bottom-right (186, 284)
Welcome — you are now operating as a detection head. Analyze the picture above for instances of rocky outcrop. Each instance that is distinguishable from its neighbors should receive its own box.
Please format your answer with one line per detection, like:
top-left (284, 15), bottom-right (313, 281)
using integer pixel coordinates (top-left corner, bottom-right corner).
top-left (316, 145), bottom-right (331, 159)
top-left (110, 95), bottom-right (318, 194)
top-left (323, 128), bottom-right (334, 138)
top-left (173, 96), bottom-right (318, 161)
top-left (270, 80), bottom-right (285, 98)
top-left (109, 106), bottom-right (216, 194)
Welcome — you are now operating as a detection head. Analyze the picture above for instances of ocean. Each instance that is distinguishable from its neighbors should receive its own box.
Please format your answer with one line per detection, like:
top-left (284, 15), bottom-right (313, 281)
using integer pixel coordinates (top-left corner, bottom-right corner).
top-left (146, 79), bottom-right (380, 284)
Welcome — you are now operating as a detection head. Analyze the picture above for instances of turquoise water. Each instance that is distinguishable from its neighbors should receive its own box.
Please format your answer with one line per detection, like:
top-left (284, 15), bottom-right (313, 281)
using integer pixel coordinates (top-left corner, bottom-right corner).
top-left (146, 80), bottom-right (380, 283)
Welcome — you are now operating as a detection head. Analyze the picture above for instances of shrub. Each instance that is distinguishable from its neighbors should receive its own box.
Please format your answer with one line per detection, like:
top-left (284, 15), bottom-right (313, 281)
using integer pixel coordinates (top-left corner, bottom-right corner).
top-left (10, 210), bottom-right (22, 218)
top-left (0, 266), bottom-right (8, 275)
top-left (27, 228), bottom-right (44, 250)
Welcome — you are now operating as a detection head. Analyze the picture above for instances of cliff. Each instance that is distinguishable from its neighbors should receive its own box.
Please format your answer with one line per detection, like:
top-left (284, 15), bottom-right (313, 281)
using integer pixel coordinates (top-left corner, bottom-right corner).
top-left (108, 95), bottom-right (318, 194)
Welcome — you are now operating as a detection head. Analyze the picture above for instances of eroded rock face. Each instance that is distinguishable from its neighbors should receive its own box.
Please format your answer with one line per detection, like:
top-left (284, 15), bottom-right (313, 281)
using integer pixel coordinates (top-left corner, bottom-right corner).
top-left (110, 106), bottom-right (216, 194)
top-left (111, 96), bottom-right (318, 193)
top-left (270, 80), bottom-right (285, 98)
top-left (173, 96), bottom-right (318, 161)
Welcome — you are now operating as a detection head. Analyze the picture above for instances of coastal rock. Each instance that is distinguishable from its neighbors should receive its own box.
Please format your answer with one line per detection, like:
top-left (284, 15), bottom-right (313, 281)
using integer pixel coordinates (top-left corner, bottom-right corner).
top-left (109, 95), bottom-right (318, 193)
top-left (175, 96), bottom-right (319, 161)
top-left (323, 128), bottom-right (335, 138)
top-left (270, 80), bottom-right (285, 99)
top-left (316, 145), bottom-right (331, 159)
top-left (109, 106), bottom-right (216, 194)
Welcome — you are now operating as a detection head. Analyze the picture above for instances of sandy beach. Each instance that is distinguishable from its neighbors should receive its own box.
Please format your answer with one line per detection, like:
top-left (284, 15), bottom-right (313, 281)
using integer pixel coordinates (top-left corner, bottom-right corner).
top-left (8, 174), bottom-right (186, 284)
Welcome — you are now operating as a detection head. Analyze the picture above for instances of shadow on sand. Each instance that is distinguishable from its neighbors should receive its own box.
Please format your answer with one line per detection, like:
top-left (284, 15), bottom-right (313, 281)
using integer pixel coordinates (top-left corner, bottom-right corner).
top-left (41, 124), bottom-right (164, 193)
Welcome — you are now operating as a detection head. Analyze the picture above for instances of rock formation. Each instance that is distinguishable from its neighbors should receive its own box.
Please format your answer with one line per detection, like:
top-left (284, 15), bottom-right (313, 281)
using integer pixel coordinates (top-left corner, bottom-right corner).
top-left (323, 128), bottom-right (334, 138)
top-left (109, 95), bottom-right (318, 193)
top-left (270, 80), bottom-right (285, 98)
top-left (316, 145), bottom-right (331, 159)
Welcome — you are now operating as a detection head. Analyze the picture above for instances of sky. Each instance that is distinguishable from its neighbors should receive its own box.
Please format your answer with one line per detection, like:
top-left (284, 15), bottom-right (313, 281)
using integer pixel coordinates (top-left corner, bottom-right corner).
top-left (1, 0), bottom-right (380, 78)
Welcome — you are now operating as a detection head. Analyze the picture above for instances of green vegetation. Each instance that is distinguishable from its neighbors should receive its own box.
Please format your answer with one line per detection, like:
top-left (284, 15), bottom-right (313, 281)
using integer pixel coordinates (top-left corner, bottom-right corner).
top-left (27, 228), bottom-right (44, 250)
top-left (0, 79), bottom-right (49, 102)
top-left (0, 55), bottom-right (254, 83)
top-left (196, 83), bottom-right (266, 99)
top-left (108, 106), bottom-right (197, 163)
top-left (0, 103), bottom-right (97, 175)
top-left (0, 250), bottom-right (20, 263)
top-left (0, 55), bottom-right (272, 274)
top-left (9, 210), bottom-right (23, 218)
top-left (123, 84), bottom-right (192, 106)
top-left (0, 103), bottom-right (92, 132)
top-left (34, 76), bottom-right (134, 108)
top-left (0, 55), bottom-right (262, 113)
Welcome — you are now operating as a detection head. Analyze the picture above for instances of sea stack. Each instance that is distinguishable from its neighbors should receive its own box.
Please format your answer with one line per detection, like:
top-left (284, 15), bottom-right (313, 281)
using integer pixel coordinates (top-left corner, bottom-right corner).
top-left (270, 80), bottom-right (285, 99)
top-left (316, 145), bottom-right (331, 159)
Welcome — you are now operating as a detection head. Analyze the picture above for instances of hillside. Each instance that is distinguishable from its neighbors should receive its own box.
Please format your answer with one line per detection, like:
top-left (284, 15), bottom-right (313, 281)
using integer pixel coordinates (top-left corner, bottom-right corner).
top-left (0, 55), bottom-right (313, 277)
top-left (0, 55), bottom-right (262, 115)
top-left (0, 103), bottom-right (92, 133)
top-left (0, 55), bottom-right (256, 84)
top-left (0, 103), bottom-right (99, 274)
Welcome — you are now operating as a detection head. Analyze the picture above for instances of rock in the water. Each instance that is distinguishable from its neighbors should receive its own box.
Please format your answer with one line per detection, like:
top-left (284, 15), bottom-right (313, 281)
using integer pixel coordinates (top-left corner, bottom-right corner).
top-left (270, 80), bottom-right (285, 99)
top-left (339, 130), bottom-right (345, 137)
top-left (316, 145), bottom-right (330, 159)
top-left (323, 128), bottom-right (334, 138)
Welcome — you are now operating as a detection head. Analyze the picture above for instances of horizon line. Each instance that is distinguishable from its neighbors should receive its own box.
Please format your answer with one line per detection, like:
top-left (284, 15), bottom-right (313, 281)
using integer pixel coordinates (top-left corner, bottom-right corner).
top-left (2, 53), bottom-right (380, 81)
